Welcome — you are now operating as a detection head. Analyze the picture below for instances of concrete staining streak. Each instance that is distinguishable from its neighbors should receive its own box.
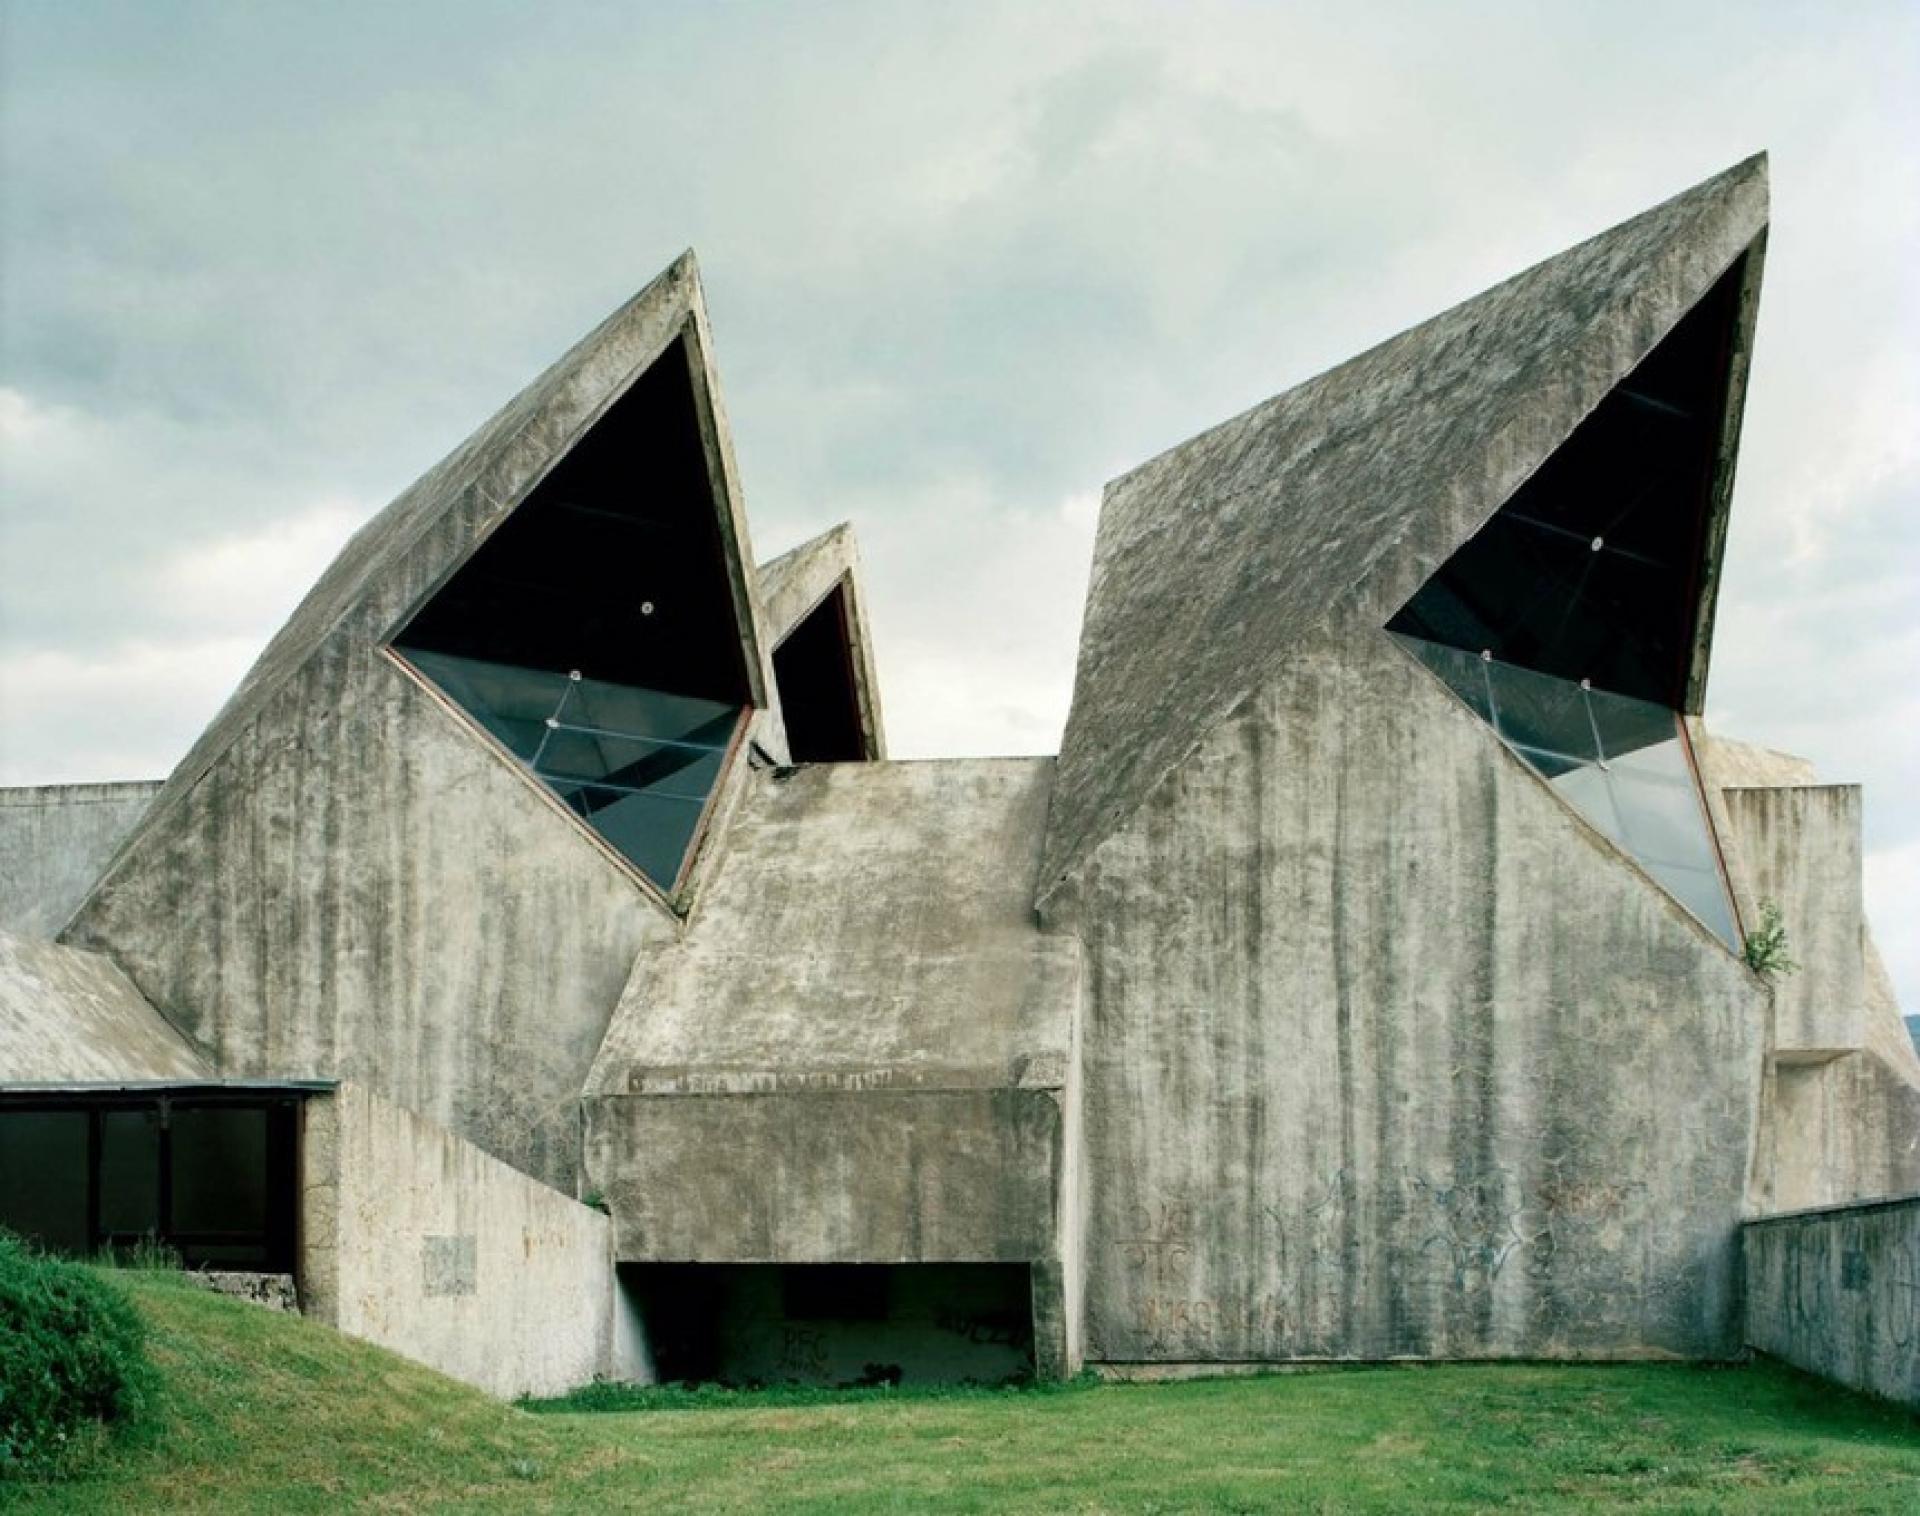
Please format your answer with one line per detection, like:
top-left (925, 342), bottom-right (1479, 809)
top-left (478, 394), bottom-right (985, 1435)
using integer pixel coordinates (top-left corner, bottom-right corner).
top-left (1041, 155), bottom-right (1768, 909)
top-left (0, 927), bottom-right (209, 1081)
top-left (1074, 633), bottom-right (1766, 1363)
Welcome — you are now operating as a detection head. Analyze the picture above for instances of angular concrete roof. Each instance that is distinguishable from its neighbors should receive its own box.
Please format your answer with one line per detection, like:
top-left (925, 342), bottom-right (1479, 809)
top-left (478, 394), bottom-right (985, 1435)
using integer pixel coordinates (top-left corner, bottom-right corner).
top-left (84, 252), bottom-right (775, 913)
top-left (1040, 156), bottom-right (1768, 908)
top-left (0, 929), bottom-right (210, 1082)
top-left (585, 758), bottom-right (1077, 1097)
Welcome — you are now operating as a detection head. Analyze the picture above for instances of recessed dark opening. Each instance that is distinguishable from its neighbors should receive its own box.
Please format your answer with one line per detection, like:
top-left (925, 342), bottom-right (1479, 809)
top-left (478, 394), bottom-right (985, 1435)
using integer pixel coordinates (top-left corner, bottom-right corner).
top-left (0, 1092), bottom-right (300, 1271)
top-left (391, 333), bottom-right (754, 893)
top-left (622, 1263), bottom-right (1034, 1387)
top-left (772, 584), bottom-right (869, 763)
top-left (1388, 254), bottom-right (1746, 708)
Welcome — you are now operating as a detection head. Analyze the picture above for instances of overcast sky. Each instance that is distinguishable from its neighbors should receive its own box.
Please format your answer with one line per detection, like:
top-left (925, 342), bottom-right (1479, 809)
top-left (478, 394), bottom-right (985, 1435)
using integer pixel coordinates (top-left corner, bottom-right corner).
top-left (2, 1), bottom-right (1914, 1006)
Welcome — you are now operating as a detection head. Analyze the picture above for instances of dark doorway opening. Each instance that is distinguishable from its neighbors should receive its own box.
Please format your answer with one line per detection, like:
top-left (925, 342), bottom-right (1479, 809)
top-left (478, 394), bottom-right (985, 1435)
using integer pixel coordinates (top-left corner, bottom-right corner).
top-left (622, 1262), bottom-right (1034, 1386)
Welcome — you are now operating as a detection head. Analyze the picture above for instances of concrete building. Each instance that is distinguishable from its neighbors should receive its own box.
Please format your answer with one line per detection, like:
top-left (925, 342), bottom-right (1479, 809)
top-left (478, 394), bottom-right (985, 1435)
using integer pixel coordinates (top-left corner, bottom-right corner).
top-left (3, 153), bottom-right (1916, 1397)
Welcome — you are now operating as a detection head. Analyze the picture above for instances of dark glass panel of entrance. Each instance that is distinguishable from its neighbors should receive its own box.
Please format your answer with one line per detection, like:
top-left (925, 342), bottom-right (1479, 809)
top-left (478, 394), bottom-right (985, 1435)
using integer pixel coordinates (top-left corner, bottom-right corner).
top-left (391, 334), bottom-right (754, 894)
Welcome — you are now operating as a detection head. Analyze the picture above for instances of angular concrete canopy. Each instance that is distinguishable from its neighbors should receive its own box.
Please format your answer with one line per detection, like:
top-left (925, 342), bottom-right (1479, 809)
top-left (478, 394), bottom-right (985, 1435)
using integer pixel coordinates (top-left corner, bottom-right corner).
top-left (1040, 156), bottom-right (1767, 909)
top-left (85, 251), bottom-right (777, 918)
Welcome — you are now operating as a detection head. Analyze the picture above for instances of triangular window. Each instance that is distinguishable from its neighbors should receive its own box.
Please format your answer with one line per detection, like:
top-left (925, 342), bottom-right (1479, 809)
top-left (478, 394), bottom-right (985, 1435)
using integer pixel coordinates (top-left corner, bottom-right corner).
top-left (390, 333), bottom-right (753, 897)
top-left (1388, 257), bottom-right (1750, 947)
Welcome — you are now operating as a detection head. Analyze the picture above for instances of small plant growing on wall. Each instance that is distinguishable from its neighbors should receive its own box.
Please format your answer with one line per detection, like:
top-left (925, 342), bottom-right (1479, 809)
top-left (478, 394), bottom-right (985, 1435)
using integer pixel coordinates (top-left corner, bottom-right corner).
top-left (1742, 900), bottom-right (1799, 979)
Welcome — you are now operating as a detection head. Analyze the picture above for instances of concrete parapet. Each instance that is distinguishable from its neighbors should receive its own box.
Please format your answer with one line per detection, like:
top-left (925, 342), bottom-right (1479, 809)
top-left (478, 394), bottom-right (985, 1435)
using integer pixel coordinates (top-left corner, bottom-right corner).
top-left (0, 782), bottom-right (160, 937)
top-left (1743, 1195), bottom-right (1920, 1408)
top-left (301, 1081), bottom-right (648, 1399)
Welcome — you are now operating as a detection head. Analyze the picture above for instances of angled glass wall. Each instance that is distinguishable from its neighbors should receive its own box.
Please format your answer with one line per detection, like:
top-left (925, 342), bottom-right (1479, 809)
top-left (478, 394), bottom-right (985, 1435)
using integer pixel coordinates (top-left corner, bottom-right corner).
top-left (1392, 636), bottom-right (1736, 946)
top-left (400, 649), bottom-right (739, 890)
top-left (1386, 255), bottom-right (1748, 948)
top-left (391, 333), bottom-right (755, 896)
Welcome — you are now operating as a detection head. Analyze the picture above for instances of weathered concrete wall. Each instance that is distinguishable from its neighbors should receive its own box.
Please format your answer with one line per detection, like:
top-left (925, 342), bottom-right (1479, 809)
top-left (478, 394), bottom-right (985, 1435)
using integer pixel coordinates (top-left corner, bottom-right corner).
top-left (584, 758), bottom-right (1080, 1373)
top-left (0, 928), bottom-right (209, 1081)
top-left (301, 1081), bottom-right (648, 1399)
top-left (1061, 631), bottom-right (1768, 1364)
top-left (63, 649), bottom-right (671, 1190)
top-left (1721, 785), bottom-right (1865, 1054)
top-left (1743, 1196), bottom-right (1920, 1408)
top-left (0, 782), bottom-right (160, 937)
top-left (1756, 1052), bottom-right (1920, 1213)
top-left (591, 1087), bottom-right (1063, 1264)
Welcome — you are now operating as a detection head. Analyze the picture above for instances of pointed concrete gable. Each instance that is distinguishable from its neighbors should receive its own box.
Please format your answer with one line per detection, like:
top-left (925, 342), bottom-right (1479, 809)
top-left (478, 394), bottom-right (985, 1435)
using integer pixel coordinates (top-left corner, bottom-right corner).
top-left (757, 523), bottom-right (887, 762)
top-left (1039, 156), bottom-right (1767, 909)
top-left (90, 252), bottom-right (773, 909)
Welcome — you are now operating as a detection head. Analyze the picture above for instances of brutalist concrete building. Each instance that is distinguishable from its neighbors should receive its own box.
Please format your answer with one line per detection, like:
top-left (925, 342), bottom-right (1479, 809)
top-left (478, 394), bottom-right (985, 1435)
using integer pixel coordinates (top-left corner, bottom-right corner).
top-left (3, 154), bottom-right (1916, 1396)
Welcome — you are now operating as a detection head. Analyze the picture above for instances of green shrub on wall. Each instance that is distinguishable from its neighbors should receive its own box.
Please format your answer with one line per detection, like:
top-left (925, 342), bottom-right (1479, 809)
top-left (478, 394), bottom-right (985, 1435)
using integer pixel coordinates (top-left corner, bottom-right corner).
top-left (0, 1228), bottom-right (153, 1479)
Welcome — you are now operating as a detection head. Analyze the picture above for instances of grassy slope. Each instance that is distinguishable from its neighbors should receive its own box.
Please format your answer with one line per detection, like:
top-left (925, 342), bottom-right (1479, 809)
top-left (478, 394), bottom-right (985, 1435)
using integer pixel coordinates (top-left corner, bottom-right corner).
top-left (5, 1271), bottom-right (1917, 1514)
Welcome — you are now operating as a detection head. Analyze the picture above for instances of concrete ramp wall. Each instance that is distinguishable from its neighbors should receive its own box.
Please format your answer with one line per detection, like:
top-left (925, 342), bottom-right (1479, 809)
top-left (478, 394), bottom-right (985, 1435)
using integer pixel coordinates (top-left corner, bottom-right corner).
top-left (301, 1081), bottom-right (649, 1399)
top-left (1743, 1196), bottom-right (1920, 1408)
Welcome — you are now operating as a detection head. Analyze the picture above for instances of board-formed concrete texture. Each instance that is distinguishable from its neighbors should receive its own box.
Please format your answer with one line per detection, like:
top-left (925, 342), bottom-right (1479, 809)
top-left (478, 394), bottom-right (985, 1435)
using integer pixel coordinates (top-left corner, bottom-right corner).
top-left (1743, 1196), bottom-right (1920, 1408)
top-left (0, 928), bottom-right (209, 1081)
top-left (301, 1081), bottom-right (647, 1399)
top-left (1071, 633), bottom-right (1767, 1361)
top-left (0, 782), bottom-right (161, 937)
top-left (3, 154), bottom-right (1914, 1399)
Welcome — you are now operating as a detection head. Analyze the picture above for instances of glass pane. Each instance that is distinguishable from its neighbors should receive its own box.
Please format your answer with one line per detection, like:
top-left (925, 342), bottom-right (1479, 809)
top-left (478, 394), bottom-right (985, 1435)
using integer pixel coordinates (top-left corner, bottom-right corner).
top-left (1586, 686), bottom-right (1680, 764)
top-left (99, 1108), bottom-right (160, 1238)
top-left (397, 645), bottom-right (742, 892)
top-left (1645, 861), bottom-right (1739, 947)
top-left (0, 1111), bottom-right (89, 1254)
top-left (170, 1107), bottom-right (268, 1236)
top-left (1393, 634), bottom-right (1491, 723)
top-left (562, 787), bottom-right (705, 887)
top-left (568, 678), bottom-right (737, 750)
top-left (1611, 770), bottom-right (1716, 872)
top-left (1487, 661), bottom-right (1597, 762)
top-left (403, 648), bottom-right (570, 760)
top-left (1550, 763), bottom-right (1627, 848)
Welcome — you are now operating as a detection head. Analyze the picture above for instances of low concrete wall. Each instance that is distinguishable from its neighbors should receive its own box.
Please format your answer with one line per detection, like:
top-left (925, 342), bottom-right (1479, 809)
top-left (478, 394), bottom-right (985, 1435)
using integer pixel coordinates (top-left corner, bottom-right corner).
top-left (301, 1082), bottom-right (649, 1398)
top-left (0, 782), bottom-right (160, 937)
top-left (1743, 1195), bottom-right (1920, 1408)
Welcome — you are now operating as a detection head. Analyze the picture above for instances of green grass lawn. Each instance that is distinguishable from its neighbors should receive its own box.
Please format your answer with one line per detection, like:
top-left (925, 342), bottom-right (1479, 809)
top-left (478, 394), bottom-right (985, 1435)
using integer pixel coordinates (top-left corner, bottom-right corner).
top-left (7, 1270), bottom-right (1917, 1513)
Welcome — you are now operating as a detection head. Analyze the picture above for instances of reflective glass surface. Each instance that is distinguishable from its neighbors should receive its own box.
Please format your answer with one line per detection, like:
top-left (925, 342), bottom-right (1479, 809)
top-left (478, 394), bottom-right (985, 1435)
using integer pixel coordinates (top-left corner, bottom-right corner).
top-left (1394, 633), bottom-right (1738, 947)
top-left (402, 647), bottom-right (740, 892)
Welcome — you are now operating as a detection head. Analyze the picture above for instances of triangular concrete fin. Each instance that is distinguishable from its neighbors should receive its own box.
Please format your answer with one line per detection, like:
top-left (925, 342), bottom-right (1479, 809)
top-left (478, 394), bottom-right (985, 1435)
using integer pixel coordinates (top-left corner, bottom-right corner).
top-left (75, 252), bottom-right (774, 920)
top-left (1039, 155), bottom-right (1768, 910)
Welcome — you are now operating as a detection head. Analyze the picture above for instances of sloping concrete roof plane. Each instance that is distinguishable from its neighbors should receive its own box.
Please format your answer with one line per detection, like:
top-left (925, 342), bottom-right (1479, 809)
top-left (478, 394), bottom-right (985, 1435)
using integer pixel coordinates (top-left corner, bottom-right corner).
top-left (1040, 155), bottom-right (1769, 907)
top-left (585, 758), bottom-right (1076, 1096)
top-left (0, 928), bottom-right (210, 1082)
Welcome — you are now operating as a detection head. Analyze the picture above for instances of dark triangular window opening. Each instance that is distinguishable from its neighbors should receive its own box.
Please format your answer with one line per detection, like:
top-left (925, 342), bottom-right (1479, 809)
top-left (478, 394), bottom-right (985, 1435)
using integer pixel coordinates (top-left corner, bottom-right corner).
top-left (391, 334), bottom-right (752, 896)
top-left (772, 583), bottom-right (870, 763)
top-left (1388, 256), bottom-right (1750, 949)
